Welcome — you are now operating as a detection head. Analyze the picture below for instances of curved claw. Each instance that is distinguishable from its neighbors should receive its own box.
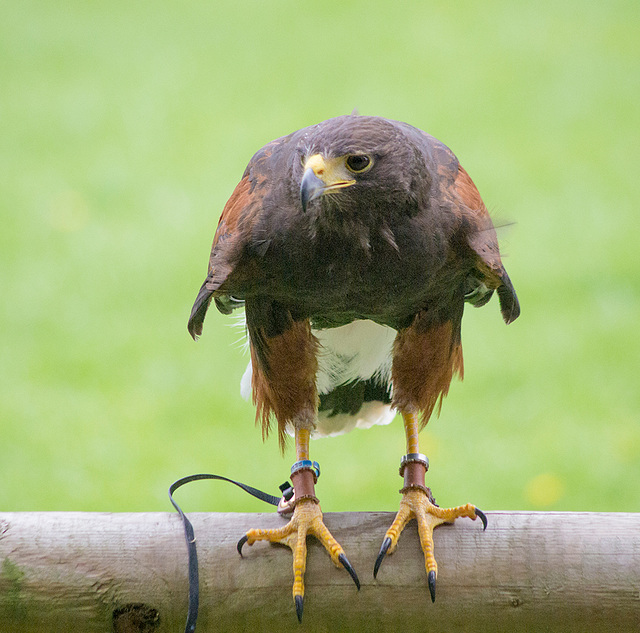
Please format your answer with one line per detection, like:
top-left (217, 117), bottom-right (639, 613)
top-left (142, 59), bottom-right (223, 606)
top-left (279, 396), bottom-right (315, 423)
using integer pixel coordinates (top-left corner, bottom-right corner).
top-left (295, 595), bottom-right (304, 623)
top-left (237, 534), bottom-right (248, 557)
top-left (373, 536), bottom-right (392, 579)
top-left (475, 507), bottom-right (488, 531)
top-left (338, 553), bottom-right (361, 590)
top-left (428, 570), bottom-right (436, 603)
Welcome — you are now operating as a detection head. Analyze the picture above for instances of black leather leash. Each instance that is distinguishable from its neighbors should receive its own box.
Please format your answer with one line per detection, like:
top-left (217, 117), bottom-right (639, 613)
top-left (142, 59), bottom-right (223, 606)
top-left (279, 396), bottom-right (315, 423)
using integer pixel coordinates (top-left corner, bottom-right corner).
top-left (168, 473), bottom-right (286, 633)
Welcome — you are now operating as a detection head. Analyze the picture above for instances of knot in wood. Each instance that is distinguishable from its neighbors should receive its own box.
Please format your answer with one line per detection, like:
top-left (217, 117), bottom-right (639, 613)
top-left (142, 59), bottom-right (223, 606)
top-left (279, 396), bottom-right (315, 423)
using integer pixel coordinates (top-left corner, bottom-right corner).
top-left (113, 603), bottom-right (160, 633)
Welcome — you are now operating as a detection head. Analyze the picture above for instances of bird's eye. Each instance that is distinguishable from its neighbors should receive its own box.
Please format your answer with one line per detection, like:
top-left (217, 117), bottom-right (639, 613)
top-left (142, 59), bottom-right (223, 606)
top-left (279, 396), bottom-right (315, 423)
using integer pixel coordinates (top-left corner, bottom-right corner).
top-left (345, 154), bottom-right (373, 173)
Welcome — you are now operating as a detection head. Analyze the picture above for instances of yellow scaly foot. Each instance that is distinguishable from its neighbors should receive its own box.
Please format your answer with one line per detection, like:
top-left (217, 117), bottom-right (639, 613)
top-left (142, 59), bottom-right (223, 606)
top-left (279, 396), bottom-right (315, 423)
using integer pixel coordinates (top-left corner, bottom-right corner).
top-left (374, 486), bottom-right (486, 601)
top-left (238, 497), bottom-right (360, 621)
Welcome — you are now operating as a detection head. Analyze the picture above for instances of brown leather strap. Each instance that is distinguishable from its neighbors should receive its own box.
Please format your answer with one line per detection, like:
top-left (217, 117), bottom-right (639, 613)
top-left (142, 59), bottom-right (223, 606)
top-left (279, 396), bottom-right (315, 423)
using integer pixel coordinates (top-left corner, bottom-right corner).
top-left (291, 467), bottom-right (317, 498)
top-left (402, 460), bottom-right (427, 488)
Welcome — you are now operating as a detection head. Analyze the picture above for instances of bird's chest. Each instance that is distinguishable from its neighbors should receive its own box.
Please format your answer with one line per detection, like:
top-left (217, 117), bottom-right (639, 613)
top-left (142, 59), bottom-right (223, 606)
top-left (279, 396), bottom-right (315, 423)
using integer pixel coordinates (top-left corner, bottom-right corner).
top-left (240, 215), bottom-right (465, 325)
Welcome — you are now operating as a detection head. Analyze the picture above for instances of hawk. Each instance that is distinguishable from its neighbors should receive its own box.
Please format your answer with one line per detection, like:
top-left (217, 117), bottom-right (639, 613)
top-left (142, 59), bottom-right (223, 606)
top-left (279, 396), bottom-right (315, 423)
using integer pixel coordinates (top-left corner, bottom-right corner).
top-left (188, 114), bottom-right (519, 620)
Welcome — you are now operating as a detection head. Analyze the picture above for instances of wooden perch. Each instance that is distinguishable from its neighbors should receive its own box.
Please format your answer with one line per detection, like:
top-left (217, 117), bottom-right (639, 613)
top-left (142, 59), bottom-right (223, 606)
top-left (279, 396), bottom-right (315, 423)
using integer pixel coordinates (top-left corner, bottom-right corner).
top-left (0, 511), bottom-right (639, 632)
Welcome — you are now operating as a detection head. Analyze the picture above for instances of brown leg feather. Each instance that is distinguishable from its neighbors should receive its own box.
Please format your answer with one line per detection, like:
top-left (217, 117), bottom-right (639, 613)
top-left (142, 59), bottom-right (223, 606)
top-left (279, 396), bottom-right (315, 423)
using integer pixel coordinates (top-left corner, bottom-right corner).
top-left (391, 314), bottom-right (463, 428)
top-left (249, 317), bottom-right (319, 450)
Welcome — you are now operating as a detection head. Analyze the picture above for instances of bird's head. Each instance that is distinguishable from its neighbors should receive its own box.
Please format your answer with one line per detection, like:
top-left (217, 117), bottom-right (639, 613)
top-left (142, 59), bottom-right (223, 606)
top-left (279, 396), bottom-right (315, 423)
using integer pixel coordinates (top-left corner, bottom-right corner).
top-left (296, 115), bottom-right (428, 215)
top-left (300, 152), bottom-right (370, 212)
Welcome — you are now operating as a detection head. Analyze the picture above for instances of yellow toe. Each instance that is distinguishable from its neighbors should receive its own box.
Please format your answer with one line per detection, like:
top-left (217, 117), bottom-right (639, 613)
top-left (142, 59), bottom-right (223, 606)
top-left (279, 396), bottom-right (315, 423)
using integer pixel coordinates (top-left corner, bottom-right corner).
top-left (376, 488), bottom-right (483, 587)
top-left (239, 497), bottom-right (359, 615)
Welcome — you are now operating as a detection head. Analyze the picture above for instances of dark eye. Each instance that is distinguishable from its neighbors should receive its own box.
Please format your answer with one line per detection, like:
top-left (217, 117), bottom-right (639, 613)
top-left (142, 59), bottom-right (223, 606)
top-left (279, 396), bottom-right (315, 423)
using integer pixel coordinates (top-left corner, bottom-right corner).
top-left (345, 154), bottom-right (373, 173)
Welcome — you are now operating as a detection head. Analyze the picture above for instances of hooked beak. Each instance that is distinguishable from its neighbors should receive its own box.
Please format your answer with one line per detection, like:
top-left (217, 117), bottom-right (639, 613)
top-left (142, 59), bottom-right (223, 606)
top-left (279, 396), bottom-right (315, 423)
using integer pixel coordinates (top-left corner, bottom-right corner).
top-left (300, 154), bottom-right (356, 212)
top-left (300, 167), bottom-right (326, 212)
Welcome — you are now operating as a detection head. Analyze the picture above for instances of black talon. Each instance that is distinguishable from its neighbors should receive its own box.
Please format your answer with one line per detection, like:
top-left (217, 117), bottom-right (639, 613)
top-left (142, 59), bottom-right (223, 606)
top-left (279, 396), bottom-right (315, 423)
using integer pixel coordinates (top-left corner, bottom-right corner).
top-left (373, 536), bottom-right (392, 579)
top-left (338, 553), bottom-right (361, 590)
top-left (428, 570), bottom-right (436, 603)
top-left (295, 595), bottom-right (304, 623)
top-left (475, 507), bottom-right (488, 531)
top-left (237, 534), bottom-right (248, 556)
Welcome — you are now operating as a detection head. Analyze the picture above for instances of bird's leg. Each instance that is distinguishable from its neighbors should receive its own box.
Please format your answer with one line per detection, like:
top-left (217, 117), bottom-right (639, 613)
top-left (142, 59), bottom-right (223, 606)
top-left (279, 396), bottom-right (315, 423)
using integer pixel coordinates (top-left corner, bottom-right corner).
top-left (238, 428), bottom-right (359, 622)
top-left (373, 411), bottom-right (487, 601)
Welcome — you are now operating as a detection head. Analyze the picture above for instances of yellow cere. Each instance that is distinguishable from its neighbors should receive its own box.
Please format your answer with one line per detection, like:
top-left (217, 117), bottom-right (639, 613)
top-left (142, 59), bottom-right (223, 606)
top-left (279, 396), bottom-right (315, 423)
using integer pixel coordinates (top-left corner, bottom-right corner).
top-left (303, 154), bottom-right (356, 191)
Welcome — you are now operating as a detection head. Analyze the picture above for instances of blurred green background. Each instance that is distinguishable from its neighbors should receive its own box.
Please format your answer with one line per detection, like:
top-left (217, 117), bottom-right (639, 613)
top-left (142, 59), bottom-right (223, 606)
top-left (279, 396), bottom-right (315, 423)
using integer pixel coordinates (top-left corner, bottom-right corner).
top-left (1, 0), bottom-right (638, 515)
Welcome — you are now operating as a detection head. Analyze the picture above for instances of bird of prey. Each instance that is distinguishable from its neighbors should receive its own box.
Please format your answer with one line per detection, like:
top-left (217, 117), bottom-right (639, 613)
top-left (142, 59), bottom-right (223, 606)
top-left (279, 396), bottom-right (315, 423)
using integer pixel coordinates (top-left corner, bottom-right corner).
top-left (188, 114), bottom-right (519, 620)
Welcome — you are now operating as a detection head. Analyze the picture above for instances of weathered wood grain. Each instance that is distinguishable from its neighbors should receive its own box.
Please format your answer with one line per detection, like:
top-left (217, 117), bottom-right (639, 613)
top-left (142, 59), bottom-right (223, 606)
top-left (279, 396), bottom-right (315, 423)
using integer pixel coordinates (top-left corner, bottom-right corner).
top-left (0, 511), bottom-right (638, 632)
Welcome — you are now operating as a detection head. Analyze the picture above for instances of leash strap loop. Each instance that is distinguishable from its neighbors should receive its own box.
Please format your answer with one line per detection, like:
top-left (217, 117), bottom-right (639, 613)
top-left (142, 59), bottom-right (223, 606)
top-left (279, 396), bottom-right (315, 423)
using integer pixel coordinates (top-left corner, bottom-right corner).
top-left (168, 473), bottom-right (281, 633)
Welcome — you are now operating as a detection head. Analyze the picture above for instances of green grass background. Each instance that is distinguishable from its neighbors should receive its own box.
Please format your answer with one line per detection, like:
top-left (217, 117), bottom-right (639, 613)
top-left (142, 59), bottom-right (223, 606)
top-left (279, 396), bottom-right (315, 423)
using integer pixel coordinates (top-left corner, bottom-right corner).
top-left (1, 0), bottom-right (638, 515)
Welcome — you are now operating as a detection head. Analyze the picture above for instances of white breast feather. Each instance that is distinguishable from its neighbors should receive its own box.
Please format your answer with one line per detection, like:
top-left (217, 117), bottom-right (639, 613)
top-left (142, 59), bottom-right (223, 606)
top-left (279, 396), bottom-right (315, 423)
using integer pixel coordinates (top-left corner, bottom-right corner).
top-left (240, 319), bottom-right (397, 437)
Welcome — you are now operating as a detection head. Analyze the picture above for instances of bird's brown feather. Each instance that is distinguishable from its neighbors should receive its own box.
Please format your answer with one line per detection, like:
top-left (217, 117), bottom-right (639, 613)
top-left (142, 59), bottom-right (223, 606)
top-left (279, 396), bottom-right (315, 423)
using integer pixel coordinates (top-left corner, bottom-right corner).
top-left (392, 315), bottom-right (464, 429)
top-left (188, 172), bottom-right (269, 336)
top-left (189, 115), bottom-right (519, 441)
top-left (188, 136), bottom-right (292, 338)
top-left (454, 165), bottom-right (520, 324)
top-left (248, 314), bottom-right (319, 450)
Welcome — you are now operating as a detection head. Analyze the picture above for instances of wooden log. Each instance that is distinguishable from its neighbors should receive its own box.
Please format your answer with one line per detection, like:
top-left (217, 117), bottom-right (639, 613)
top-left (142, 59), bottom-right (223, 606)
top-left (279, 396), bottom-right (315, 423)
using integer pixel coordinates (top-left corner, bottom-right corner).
top-left (0, 511), bottom-right (639, 632)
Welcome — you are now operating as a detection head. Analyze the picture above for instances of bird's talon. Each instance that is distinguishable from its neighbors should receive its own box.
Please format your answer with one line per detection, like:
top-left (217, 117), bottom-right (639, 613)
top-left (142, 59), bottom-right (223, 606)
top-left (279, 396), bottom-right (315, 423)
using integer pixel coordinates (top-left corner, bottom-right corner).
top-left (428, 570), bottom-right (436, 602)
top-left (475, 507), bottom-right (488, 531)
top-left (239, 499), bottom-right (353, 619)
top-left (237, 534), bottom-right (248, 556)
top-left (373, 536), bottom-right (392, 578)
top-left (338, 552), bottom-right (361, 590)
top-left (295, 595), bottom-right (304, 623)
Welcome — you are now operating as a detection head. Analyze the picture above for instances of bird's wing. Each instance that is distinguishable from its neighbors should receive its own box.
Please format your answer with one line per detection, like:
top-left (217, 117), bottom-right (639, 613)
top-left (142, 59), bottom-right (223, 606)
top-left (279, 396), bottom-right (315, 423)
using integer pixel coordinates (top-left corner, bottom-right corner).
top-left (187, 137), bottom-right (286, 339)
top-left (452, 165), bottom-right (520, 324)
top-left (411, 129), bottom-right (519, 325)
